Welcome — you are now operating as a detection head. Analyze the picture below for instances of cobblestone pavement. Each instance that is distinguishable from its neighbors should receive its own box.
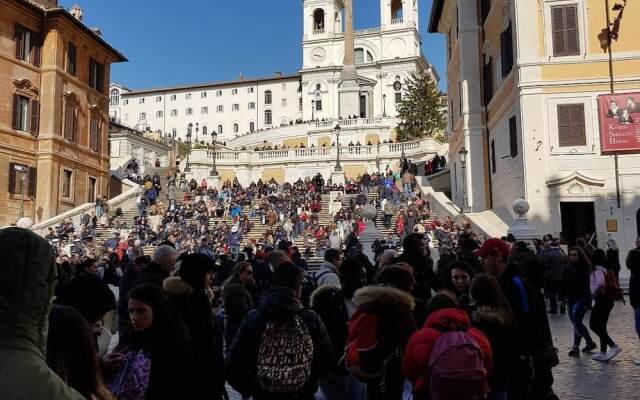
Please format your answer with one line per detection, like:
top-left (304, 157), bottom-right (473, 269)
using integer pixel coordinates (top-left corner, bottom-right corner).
top-left (227, 302), bottom-right (640, 400)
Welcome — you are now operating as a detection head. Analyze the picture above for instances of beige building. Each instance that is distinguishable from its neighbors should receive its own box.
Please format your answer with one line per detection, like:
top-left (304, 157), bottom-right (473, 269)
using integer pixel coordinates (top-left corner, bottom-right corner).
top-left (0, 0), bottom-right (126, 226)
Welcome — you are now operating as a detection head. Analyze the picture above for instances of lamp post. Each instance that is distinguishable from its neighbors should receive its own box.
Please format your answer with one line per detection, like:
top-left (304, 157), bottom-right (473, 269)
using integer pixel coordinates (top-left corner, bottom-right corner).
top-left (459, 147), bottom-right (470, 213)
top-left (210, 131), bottom-right (218, 176)
top-left (397, 121), bottom-right (406, 161)
top-left (195, 122), bottom-right (200, 143)
top-left (184, 122), bottom-right (192, 172)
top-left (311, 100), bottom-right (315, 121)
top-left (382, 94), bottom-right (387, 117)
top-left (334, 124), bottom-right (342, 172)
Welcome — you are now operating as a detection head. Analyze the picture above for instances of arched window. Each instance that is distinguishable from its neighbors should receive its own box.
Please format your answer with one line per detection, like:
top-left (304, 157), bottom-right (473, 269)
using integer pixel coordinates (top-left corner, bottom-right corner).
top-left (171, 128), bottom-right (177, 137)
top-left (233, 123), bottom-right (239, 133)
top-left (249, 122), bottom-right (255, 132)
top-left (366, 51), bottom-right (374, 62)
top-left (354, 48), bottom-right (364, 65)
top-left (391, 0), bottom-right (403, 21)
top-left (110, 89), bottom-right (119, 106)
top-left (313, 8), bottom-right (325, 31)
top-left (265, 110), bottom-right (272, 125)
top-left (202, 126), bottom-right (208, 135)
top-left (264, 90), bottom-right (272, 105)
top-left (217, 124), bottom-right (223, 134)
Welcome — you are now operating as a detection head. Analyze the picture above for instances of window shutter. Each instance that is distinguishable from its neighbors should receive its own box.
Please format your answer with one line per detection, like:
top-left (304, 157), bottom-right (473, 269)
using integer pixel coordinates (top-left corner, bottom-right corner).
top-left (29, 100), bottom-right (40, 135)
top-left (501, 23), bottom-right (513, 78)
top-left (28, 167), bottom-right (37, 197)
top-left (14, 24), bottom-right (24, 59)
top-left (12, 95), bottom-right (20, 130)
top-left (551, 7), bottom-right (566, 57)
top-left (31, 32), bottom-right (41, 67)
top-left (89, 58), bottom-right (95, 87)
top-left (482, 59), bottom-right (493, 106)
top-left (565, 6), bottom-right (579, 55)
top-left (557, 105), bottom-right (574, 146)
top-left (571, 104), bottom-right (586, 146)
top-left (490, 140), bottom-right (496, 174)
top-left (8, 163), bottom-right (16, 194)
top-left (509, 116), bottom-right (518, 157)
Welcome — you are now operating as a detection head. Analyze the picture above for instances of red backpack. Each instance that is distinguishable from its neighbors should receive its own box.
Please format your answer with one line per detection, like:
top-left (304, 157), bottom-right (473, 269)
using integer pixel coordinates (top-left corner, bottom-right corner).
top-left (428, 329), bottom-right (487, 400)
top-left (344, 310), bottom-right (396, 382)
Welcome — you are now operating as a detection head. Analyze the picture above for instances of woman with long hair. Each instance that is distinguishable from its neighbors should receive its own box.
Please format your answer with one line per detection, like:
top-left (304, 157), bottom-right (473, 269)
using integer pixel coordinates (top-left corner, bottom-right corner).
top-left (470, 274), bottom-right (518, 400)
top-left (47, 305), bottom-right (113, 400)
top-left (590, 249), bottom-right (622, 362)
top-left (104, 284), bottom-right (194, 400)
top-left (222, 261), bottom-right (255, 351)
top-left (562, 247), bottom-right (597, 357)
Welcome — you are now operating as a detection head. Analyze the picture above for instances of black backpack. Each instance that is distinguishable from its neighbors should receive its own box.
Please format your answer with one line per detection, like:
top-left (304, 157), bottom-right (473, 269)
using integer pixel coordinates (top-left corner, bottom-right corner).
top-left (300, 271), bottom-right (330, 308)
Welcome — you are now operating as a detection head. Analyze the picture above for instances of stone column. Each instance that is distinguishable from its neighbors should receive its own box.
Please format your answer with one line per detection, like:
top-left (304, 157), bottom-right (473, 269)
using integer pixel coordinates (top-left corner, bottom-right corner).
top-left (339, 0), bottom-right (360, 118)
top-left (343, 0), bottom-right (354, 66)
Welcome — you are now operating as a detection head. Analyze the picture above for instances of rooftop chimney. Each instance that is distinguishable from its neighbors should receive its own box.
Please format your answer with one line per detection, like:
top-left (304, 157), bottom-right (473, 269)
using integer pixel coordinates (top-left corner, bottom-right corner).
top-left (70, 3), bottom-right (83, 22)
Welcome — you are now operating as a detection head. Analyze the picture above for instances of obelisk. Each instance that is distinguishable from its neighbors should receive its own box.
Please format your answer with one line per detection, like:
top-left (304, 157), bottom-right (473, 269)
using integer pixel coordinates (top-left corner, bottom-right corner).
top-left (339, 0), bottom-right (360, 119)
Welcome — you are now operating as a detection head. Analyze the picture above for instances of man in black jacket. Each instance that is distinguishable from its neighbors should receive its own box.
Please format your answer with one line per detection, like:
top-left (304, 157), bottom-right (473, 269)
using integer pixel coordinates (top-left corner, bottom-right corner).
top-left (476, 238), bottom-right (558, 400)
top-left (226, 262), bottom-right (335, 400)
top-left (392, 233), bottom-right (438, 303)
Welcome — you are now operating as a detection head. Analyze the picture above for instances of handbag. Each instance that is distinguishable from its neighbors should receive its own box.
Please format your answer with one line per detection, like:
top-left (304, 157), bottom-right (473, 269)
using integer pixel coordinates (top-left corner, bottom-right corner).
top-left (107, 350), bottom-right (151, 400)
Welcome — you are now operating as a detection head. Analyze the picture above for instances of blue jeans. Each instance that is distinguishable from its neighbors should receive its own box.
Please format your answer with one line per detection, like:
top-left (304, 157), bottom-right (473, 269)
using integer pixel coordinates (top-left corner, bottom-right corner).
top-left (568, 301), bottom-right (594, 349)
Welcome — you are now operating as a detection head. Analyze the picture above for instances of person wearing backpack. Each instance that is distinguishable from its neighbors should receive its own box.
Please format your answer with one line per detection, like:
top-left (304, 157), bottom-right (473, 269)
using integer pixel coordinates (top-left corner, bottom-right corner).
top-left (589, 249), bottom-right (622, 362)
top-left (345, 284), bottom-right (417, 400)
top-left (318, 248), bottom-right (342, 288)
top-left (226, 261), bottom-right (335, 400)
top-left (475, 238), bottom-right (558, 400)
top-left (403, 305), bottom-right (493, 400)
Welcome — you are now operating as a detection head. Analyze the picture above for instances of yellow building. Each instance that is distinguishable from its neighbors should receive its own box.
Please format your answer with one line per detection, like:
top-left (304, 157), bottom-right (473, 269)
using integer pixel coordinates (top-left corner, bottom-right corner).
top-left (429, 1), bottom-right (640, 260)
top-left (0, 0), bottom-right (126, 226)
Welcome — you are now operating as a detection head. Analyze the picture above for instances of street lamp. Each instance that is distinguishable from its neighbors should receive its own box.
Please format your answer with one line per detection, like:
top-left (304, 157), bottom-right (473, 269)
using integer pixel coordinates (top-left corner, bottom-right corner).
top-left (382, 94), bottom-right (387, 117)
top-left (195, 122), bottom-right (200, 143)
top-left (397, 121), bottom-right (406, 161)
top-left (184, 122), bottom-right (192, 172)
top-left (210, 130), bottom-right (218, 176)
top-left (334, 124), bottom-right (342, 172)
top-left (311, 100), bottom-right (315, 121)
top-left (459, 147), bottom-right (470, 213)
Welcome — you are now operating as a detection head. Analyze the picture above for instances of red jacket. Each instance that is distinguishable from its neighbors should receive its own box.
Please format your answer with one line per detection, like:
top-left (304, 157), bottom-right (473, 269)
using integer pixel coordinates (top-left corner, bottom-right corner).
top-left (403, 308), bottom-right (493, 397)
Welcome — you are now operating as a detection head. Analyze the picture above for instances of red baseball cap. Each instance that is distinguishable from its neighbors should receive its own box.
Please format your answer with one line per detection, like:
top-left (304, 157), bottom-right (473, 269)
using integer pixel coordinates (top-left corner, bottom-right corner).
top-left (473, 238), bottom-right (510, 259)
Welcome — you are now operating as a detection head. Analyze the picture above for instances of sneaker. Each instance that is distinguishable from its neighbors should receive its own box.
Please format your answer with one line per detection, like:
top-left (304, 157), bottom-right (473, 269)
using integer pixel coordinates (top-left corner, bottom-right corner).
top-left (582, 342), bottom-right (597, 353)
top-left (568, 349), bottom-right (580, 358)
top-left (605, 346), bottom-right (622, 361)
top-left (633, 358), bottom-right (640, 365)
top-left (592, 352), bottom-right (608, 362)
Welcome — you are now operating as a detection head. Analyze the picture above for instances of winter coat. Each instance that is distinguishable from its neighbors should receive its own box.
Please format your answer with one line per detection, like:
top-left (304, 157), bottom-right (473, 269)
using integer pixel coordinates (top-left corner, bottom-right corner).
top-left (392, 252), bottom-right (438, 303)
top-left (223, 276), bottom-right (254, 344)
top-left (606, 248), bottom-right (621, 276)
top-left (134, 262), bottom-right (170, 289)
top-left (0, 228), bottom-right (85, 400)
top-left (316, 261), bottom-right (341, 289)
top-left (55, 271), bottom-right (116, 324)
top-left (310, 286), bottom-right (349, 359)
top-left (562, 261), bottom-right (592, 304)
top-left (510, 248), bottom-right (545, 290)
top-left (542, 247), bottom-right (567, 282)
top-left (226, 287), bottom-right (335, 400)
top-left (627, 247), bottom-right (640, 308)
top-left (403, 308), bottom-right (493, 399)
top-left (163, 277), bottom-right (225, 397)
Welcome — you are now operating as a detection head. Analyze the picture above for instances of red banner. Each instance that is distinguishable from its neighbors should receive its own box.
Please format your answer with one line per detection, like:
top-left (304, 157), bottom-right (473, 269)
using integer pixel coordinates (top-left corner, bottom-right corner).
top-left (598, 93), bottom-right (640, 153)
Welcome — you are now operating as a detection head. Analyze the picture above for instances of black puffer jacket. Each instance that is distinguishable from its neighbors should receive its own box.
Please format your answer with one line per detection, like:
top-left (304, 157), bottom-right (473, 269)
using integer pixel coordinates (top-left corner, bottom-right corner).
top-left (626, 248), bottom-right (640, 308)
top-left (226, 287), bottom-right (335, 400)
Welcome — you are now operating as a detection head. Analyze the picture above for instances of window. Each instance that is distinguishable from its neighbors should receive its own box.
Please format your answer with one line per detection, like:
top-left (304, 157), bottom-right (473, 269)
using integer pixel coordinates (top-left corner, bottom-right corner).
top-left (201, 106), bottom-right (208, 114)
top-left (171, 128), bottom-right (177, 137)
top-left (110, 90), bottom-right (120, 106)
top-left (139, 98), bottom-right (145, 104)
top-left (201, 92), bottom-right (207, 98)
top-left (265, 110), bottom-right (272, 125)
top-left (216, 90), bottom-right (222, 97)
top-left (557, 104), bottom-right (586, 146)
top-left (509, 116), bottom-right (518, 157)
top-left (88, 177), bottom-right (97, 202)
top-left (217, 124), bottom-right (223, 134)
top-left (67, 42), bottom-right (77, 76)
top-left (202, 126), bottom-right (208, 135)
top-left (185, 93), bottom-right (191, 100)
top-left (395, 92), bottom-right (402, 104)
top-left (482, 58), bottom-right (493, 106)
top-left (265, 90), bottom-right (272, 105)
top-left (232, 88), bottom-right (238, 95)
top-left (89, 117), bottom-right (99, 152)
top-left (248, 102), bottom-right (256, 110)
top-left (156, 111), bottom-right (163, 118)
top-left (249, 122), bottom-right (255, 132)
top-left (62, 169), bottom-right (73, 199)
top-left (123, 99), bottom-right (129, 105)
top-left (315, 100), bottom-right (322, 111)
top-left (170, 94), bottom-right (177, 101)
top-left (551, 5), bottom-right (580, 57)
top-left (12, 95), bottom-right (39, 134)
top-left (89, 58), bottom-right (105, 93)
top-left (500, 22), bottom-right (514, 78)
top-left (8, 163), bottom-right (36, 197)
top-left (139, 112), bottom-right (146, 120)
top-left (282, 98), bottom-right (287, 107)
top-left (171, 109), bottom-right (178, 117)
top-left (217, 105), bottom-right (224, 112)
top-left (232, 104), bottom-right (239, 111)
top-left (248, 87), bottom-right (254, 94)
top-left (354, 48), bottom-right (365, 64)
top-left (313, 8), bottom-right (325, 31)
top-left (186, 108), bottom-right (193, 115)
top-left (14, 24), bottom-right (41, 66)
top-left (490, 140), bottom-right (496, 174)
top-left (233, 123), bottom-right (239, 133)
top-left (64, 102), bottom-right (76, 141)
top-left (156, 96), bottom-right (162, 102)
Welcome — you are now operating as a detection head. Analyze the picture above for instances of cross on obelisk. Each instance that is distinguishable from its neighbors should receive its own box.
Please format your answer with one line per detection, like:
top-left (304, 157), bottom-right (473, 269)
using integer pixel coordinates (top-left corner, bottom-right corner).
top-left (339, 0), bottom-right (360, 119)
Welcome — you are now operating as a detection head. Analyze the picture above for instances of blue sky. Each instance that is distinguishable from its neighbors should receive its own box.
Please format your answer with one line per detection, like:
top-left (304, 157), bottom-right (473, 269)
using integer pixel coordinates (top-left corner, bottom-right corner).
top-left (60, 0), bottom-right (446, 90)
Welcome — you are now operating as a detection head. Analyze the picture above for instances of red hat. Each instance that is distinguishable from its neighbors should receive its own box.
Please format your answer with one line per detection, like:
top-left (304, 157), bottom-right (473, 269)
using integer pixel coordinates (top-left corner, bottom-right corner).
top-left (473, 238), bottom-right (510, 259)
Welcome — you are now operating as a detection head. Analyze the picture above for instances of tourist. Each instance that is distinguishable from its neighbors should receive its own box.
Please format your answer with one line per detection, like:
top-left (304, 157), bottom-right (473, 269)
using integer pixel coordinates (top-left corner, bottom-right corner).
top-left (542, 239), bottom-right (568, 314)
top-left (316, 248), bottom-right (342, 289)
top-left (589, 249), bottom-right (621, 362)
top-left (442, 260), bottom-right (475, 312)
top-left (222, 261), bottom-right (256, 351)
top-left (392, 233), bottom-right (438, 303)
top-left (226, 261), bottom-right (335, 400)
top-left (134, 245), bottom-right (176, 288)
top-left (562, 247), bottom-right (597, 357)
top-left (606, 239), bottom-right (621, 279)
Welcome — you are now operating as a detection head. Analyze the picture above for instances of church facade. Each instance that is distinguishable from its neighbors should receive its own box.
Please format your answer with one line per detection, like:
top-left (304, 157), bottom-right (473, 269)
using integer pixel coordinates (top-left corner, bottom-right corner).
top-left (109, 0), bottom-right (434, 145)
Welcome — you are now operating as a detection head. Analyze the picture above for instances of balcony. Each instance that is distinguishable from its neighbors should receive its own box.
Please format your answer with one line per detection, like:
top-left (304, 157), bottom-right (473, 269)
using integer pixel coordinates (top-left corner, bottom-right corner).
top-left (391, 18), bottom-right (404, 24)
top-left (313, 29), bottom-right (325, 35)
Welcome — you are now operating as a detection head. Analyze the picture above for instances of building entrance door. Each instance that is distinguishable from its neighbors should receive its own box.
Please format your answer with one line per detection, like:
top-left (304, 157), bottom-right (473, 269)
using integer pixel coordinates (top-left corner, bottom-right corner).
top-left (560, 202), bottom-right (596, 246)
